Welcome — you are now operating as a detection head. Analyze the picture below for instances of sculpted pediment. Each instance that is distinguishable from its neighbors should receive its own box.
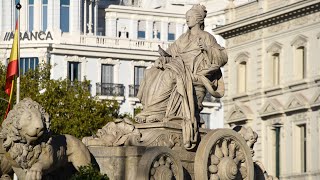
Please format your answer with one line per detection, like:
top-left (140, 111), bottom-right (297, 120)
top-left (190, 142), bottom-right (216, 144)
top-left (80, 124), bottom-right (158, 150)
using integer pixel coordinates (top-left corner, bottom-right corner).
top-left (259, 99), bottom-right (283, 117)
top-left (290, 35), bottom-right (307, 47)
top-left (234, 52), bottom-right (250, 63)
top-left (227, 104), bottom-right (253, 123)
top-left (285, 93), bottom-right (309, 112)
top-left (266, 42), bottom-right (282, 54)
top-left (310, 90), bottom-right (320, 108)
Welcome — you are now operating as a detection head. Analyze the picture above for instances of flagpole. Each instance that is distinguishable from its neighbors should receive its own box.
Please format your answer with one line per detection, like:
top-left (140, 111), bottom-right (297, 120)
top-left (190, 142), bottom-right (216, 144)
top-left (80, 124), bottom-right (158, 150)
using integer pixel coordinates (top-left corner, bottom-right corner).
top-left (16, 3), bottom-right (21, 103)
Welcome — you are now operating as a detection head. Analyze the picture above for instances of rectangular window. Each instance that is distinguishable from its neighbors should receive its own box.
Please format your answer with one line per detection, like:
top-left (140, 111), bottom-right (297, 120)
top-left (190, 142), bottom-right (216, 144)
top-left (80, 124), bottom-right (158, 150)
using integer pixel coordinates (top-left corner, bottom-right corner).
top-left (134, 66), bottom-right (146, 86)
top-left (168, 23), bottom-right (176, 41)
top-left (153, 22), bottom-right (161, 39)
top-left (272, 53), bottom-right (280, 85)
top-left (200, 113), bottom-right (210, 128)
top-left (19, 57), bottom-right (39, 76)
top-left (275, 126), bottom-right (280, 178)
top-left (42, 0), bottom-right (48, 31)
top-left (299, 124), bottom-right (307, 173)
top-left (237, 62), bottom-right (247, 93)
top-left (60, 0), bottom-right (70, 32)
top-left (101, 64), bottom-right (114, 84)
top-left (138, 20), bottom-right (146, 39)
top-left (295, 46), bottom-right (306, 79)
top-left (28, 0), bottom-right (34, 32)
top-left (67, 62), bottom-right (81, 81)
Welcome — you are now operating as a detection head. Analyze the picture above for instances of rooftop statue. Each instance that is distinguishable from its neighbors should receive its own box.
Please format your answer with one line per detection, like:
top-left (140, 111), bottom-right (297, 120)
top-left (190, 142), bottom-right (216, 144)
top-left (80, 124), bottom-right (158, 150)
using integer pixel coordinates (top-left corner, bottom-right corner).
top-left (0, 98), bottom-right (92, 180)
top-left (135, 4), bottom-right (228, 149)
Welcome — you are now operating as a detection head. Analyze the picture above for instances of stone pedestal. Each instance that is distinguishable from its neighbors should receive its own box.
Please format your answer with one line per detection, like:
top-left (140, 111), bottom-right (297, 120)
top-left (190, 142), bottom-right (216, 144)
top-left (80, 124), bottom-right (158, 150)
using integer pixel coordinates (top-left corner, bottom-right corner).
top-left (87, 122), bottom-right (210, 180)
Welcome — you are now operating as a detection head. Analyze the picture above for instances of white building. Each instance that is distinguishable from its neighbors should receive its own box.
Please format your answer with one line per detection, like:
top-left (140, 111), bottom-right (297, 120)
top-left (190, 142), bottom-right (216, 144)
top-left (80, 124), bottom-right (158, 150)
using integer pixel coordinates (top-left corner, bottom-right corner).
top-left (0, 0), bottom-right (252, 129)
top-left (215, 0), bottom-right (320, 179)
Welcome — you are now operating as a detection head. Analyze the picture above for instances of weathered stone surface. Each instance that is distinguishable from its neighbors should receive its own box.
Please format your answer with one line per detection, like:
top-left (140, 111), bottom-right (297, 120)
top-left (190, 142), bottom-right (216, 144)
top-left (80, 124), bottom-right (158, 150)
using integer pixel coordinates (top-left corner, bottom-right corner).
top-left (0, 98), bottom-right (91, 180)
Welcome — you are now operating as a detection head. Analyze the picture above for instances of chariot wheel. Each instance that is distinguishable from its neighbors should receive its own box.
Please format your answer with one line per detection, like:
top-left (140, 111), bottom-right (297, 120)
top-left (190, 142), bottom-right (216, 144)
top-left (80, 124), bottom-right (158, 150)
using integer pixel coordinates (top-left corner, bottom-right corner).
top-left (136, 147), bottom-right (184, 180)
top-left (195, 129), bottom-right (254, 180)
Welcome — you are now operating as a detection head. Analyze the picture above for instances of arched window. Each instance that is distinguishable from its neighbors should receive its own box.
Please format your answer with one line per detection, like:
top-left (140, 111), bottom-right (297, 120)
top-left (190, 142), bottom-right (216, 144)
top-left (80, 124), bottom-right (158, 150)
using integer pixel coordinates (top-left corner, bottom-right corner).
top-left (238, 61), bottom-right (247, 93)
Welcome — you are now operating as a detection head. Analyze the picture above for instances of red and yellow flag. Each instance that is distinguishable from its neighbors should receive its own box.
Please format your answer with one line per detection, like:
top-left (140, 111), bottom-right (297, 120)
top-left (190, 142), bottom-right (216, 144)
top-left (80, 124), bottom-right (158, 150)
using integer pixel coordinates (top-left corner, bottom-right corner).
top-left (4, 21), bottom-right (19, 119)
top-left (5, 21), bottom-right (19, 96)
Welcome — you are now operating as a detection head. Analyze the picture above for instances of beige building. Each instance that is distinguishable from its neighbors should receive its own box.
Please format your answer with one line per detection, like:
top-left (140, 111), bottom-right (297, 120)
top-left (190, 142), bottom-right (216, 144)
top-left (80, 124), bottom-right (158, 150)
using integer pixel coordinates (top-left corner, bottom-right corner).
top-left (215, 0), bottom-right (320, 179)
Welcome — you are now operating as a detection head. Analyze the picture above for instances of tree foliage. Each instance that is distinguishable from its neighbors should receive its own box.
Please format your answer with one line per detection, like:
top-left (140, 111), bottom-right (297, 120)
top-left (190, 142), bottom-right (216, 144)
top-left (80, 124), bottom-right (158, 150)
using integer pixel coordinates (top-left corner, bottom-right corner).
top-left (0, 63), bottom-right (119, 139)
top-left (70, 165), bottom-right (109, 180)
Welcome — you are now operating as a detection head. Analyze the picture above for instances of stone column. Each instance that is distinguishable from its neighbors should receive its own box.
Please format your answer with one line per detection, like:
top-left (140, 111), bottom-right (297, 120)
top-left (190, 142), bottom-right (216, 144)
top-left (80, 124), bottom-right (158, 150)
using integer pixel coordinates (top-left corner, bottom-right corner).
top-left (130, 18), bottom-right (138, 39)
top-left (34, 0), bottom-right (41, 31)
top-left (2, 0), bottom-right (13, 32)
top-left (105, 13), bottom-right (117, 38)
top-left (19, 0), bottom-right (27, 32)
top-left (145, 19), bottom-right (153, 40)
top-left (88, 0), bottom-right (93, 35)
top-left (175, 23), bottom-right (183, 39)
top-left (47, 0), bottom-right (54, 31)
top-left (160, 20), bottom-right (168, 41)
top-left (94, 0), bottom-right (99, 35)
top-left (83, 0), bottom-right (87, 34)
top-left (70, 0), bottom-right (80, 34)
top-left (53, 0), bottom-right (60, 32)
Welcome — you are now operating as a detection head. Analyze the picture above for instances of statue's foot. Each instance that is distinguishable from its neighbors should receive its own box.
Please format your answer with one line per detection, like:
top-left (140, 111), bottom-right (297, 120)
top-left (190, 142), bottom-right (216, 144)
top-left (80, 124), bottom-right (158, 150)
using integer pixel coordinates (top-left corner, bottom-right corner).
top-left (135, 115), bottom-right (146, 123)
top-left (145, 114), bottom-right (164, 123)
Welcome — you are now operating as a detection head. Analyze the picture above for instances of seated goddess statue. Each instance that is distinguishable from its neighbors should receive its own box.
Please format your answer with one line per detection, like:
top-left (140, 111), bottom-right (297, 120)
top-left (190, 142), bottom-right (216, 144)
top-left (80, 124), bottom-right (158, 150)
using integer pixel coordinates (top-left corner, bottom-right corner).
top-left (135, 4), bottom-right (228, 149)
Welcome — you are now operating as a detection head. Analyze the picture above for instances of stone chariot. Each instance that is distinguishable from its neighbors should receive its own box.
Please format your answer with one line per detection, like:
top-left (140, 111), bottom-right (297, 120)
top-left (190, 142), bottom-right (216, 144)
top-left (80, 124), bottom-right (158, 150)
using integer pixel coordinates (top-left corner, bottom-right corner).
top-left (83, 118), bottom-right (269, 180)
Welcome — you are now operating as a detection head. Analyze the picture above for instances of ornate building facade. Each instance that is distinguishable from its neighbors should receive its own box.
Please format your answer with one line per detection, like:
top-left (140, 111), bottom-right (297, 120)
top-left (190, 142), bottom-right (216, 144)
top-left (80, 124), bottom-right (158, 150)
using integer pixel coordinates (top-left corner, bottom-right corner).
top-left (215, 0), bottom-right (320, 179)
top-left (0, 0), bottom-right (251, 129)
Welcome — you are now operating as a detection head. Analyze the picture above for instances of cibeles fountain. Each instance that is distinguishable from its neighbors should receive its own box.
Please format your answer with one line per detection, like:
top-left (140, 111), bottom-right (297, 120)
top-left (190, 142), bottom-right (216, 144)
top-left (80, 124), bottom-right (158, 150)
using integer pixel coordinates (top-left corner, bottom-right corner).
top-left (0, 4), bottom-right (276, 180)
top-left (82, 4), bottom-right (276, 180)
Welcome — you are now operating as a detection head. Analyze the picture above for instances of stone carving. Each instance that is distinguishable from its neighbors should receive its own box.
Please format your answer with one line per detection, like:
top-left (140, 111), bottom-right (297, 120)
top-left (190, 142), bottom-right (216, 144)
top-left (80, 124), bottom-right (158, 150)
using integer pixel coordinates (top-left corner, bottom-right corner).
top-left (232, 31), bottom-right (256, 45)
top-left (82, 118), bottom-right (141, 146)
top-left (135, 4), bottom-right (228, 150)
top-left (194, 129), bottom-right (254, 180)
top-left (136, 147), bottom-right (184, 180)
top-left (0, 98), bottom-right (91, 180)
top-left (233, 126), bottom-right (258, 157)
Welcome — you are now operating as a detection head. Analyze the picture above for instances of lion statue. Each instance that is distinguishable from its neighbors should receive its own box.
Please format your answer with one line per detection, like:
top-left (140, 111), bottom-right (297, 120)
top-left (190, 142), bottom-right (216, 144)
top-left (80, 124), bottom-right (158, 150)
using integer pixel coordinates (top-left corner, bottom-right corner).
top-left (0, 98), bottom-right (92, 180)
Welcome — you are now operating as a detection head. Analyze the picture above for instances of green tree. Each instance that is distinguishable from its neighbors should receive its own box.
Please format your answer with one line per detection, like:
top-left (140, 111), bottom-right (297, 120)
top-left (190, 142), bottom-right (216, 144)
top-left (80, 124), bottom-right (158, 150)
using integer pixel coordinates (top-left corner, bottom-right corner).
top-left (0, 63), bottom-right (119, 139)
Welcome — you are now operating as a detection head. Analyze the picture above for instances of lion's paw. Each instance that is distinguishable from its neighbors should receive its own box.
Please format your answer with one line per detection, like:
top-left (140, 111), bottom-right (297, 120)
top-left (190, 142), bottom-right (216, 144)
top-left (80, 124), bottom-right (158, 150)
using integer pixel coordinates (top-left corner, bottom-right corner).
top-left (26, 168), bottom-right (42, 180)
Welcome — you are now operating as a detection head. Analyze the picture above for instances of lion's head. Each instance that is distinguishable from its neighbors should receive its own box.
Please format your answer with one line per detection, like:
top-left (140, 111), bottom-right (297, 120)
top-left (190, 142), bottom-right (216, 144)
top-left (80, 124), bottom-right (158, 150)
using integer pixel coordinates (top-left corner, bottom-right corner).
top-left (0, 98), bottom-right (50, 148)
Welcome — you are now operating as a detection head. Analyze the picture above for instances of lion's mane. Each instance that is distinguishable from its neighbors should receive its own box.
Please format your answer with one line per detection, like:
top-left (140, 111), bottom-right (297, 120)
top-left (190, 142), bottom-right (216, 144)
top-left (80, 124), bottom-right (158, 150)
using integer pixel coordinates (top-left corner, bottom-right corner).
top-left (0, 98), bottom-right (51, 169)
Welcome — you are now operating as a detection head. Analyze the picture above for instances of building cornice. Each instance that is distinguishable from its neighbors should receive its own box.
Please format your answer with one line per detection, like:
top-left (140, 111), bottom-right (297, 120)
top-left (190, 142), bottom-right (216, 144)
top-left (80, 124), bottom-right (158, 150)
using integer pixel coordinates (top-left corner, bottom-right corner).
top-left (214, 0), bottom-right (320, 39)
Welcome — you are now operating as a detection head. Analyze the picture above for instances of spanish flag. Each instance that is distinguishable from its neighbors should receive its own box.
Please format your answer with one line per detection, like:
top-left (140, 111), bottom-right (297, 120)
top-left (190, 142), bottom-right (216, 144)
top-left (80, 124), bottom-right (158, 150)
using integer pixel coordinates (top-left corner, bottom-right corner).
top-left (4, 21), bottom-right (19, 119)
top-left (5, 21), bottom-right (19, 96)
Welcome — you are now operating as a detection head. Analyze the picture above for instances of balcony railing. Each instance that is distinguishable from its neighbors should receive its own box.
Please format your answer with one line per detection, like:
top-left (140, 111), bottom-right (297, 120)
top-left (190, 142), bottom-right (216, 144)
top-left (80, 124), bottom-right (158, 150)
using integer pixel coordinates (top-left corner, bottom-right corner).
top-left (129, 85), bottom-right (140, 97)
top-left (80, 35), bottom-right (171, 51)
top-left (96, 83), bottom-right (125, 96)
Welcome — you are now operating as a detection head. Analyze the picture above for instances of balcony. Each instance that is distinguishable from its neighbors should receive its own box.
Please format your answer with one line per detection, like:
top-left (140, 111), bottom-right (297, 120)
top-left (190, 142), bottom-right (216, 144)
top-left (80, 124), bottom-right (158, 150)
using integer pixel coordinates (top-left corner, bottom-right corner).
top-left (96, 83), bottom-right (125, 96)
top-left (80, 35), bottom-right (171, 51)
top-left (129, 85), bottom-right (140, 97)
